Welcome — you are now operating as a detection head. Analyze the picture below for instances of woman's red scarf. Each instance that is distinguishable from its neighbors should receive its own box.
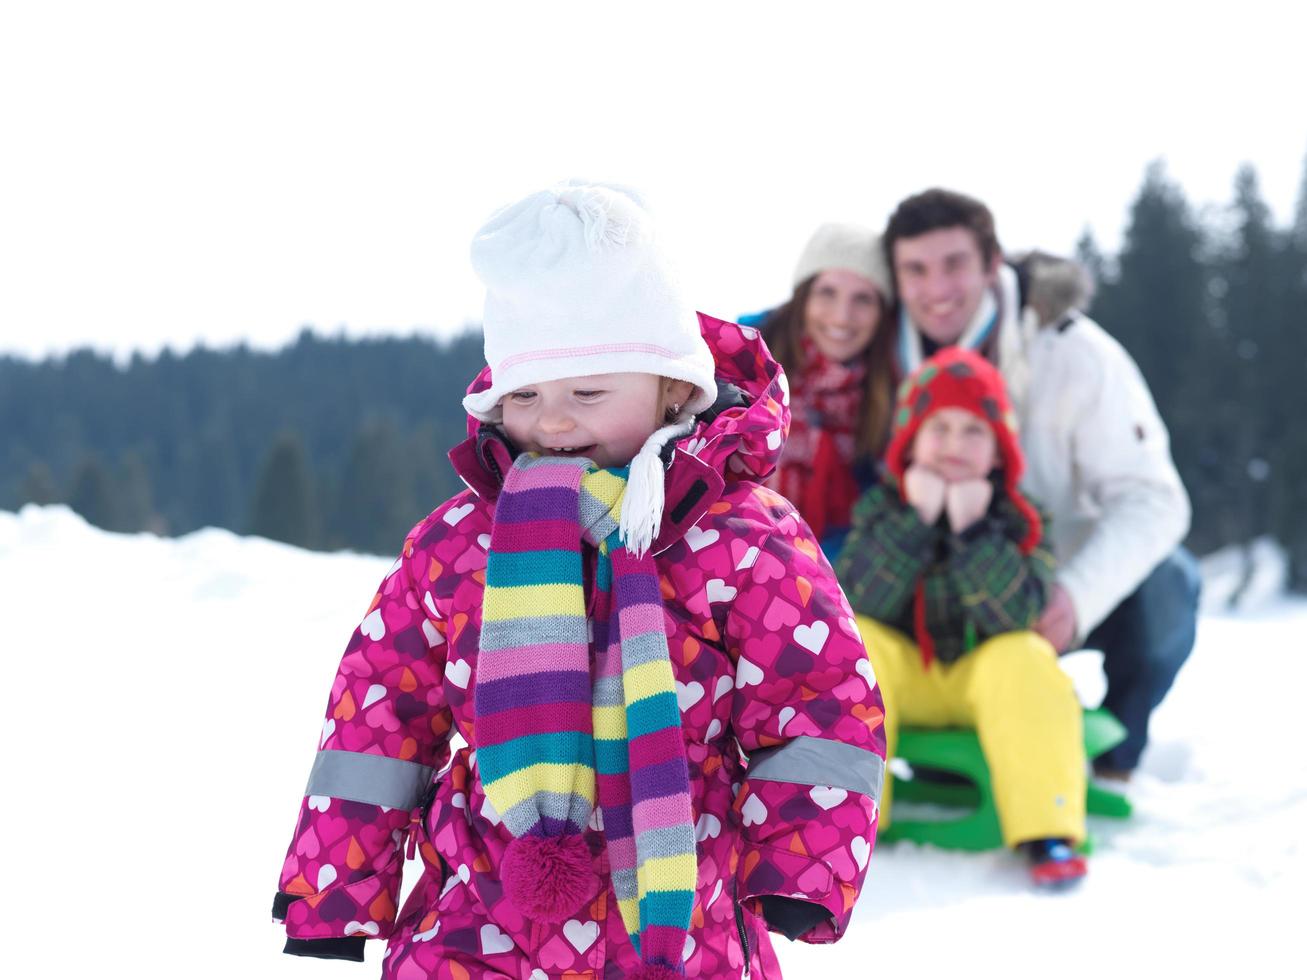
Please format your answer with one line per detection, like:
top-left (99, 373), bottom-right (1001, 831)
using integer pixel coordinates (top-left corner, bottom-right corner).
top-left (769, 336), bottom-right (865, 541)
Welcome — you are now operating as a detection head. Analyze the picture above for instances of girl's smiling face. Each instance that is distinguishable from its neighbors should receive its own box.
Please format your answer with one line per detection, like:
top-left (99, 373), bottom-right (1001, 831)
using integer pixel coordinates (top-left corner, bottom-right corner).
top-left (802, 268), bottom-right (885, 364)
top-left (501, 373), bottom-right (694, 468)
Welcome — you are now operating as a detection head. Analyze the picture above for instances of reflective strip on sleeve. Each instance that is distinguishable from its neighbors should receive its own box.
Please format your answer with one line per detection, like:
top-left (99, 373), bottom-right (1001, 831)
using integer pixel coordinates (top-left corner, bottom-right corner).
top-left (305, 749), bottom-right (435, 810)
top-left (747, 736), bottom-right (885, 803)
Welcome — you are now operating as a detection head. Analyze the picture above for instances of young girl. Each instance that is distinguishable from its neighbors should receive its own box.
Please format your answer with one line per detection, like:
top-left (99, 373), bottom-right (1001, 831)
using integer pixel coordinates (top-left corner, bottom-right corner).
top-left (835, 348), bottom-right (1088, 888)
top-left (271, 182), bottom-right (886, 978)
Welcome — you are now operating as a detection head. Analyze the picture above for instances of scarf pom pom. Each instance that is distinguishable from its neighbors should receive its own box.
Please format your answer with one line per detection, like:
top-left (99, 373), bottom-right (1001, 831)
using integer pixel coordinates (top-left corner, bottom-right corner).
top-left (629, 963), bottom-right (685, 980)
top-left (503, 835), bottom-right (597, 922)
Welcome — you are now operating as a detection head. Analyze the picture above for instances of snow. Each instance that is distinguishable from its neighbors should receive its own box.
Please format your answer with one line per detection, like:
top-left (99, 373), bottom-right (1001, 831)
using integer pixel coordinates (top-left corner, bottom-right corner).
top-left (4, 505), bottom-right (1303, 979)
top-left (1195, 536), bottom-right (1290, 614)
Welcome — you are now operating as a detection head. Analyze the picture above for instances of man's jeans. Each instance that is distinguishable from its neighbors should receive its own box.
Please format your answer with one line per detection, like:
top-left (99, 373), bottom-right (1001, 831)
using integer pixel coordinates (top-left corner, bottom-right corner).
top-left (1083, 548), bottom-right (1202, 771)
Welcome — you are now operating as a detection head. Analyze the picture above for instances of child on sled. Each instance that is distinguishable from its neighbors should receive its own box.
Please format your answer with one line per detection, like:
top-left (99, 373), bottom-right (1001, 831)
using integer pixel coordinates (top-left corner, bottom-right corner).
top-left (837, 346), bottom-right (1087, 887)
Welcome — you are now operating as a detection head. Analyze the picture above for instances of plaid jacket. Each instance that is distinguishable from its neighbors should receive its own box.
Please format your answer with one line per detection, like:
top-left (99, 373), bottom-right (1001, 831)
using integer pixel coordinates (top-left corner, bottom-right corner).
top-left (835, 481), bottom-right (1056, 665)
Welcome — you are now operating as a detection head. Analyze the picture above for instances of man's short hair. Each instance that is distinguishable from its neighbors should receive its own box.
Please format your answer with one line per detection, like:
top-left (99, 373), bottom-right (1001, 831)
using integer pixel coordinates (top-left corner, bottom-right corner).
top-left (884, 188), bottom-right (1002, 268)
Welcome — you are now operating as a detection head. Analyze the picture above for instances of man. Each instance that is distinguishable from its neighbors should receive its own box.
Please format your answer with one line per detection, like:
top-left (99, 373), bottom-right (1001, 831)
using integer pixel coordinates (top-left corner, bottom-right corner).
top-left (882, 188), bottom-right (1200, 778)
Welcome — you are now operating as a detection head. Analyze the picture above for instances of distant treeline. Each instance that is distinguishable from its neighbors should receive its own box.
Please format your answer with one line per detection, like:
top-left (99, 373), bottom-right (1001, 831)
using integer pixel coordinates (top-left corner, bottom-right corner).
top-left (3, 158), bottom-right (1306, 584)
top-left (2, 330), bottom-right (485, 555)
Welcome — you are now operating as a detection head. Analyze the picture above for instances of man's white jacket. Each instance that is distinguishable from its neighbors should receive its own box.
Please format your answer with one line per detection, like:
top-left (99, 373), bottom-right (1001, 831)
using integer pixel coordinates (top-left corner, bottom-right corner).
top-left (990, 260), bottom-right (1190, 636)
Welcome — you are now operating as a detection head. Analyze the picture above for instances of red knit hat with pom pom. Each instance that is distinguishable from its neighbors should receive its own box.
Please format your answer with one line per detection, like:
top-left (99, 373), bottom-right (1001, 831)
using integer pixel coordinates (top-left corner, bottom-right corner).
top-left (884, 346), bottom-right (1040, 550)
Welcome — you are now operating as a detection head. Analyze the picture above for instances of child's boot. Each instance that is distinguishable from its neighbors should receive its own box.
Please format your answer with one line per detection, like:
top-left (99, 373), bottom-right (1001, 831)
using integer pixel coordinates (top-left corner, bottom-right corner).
top-left (1022, 838), bottom-right (1087, 890)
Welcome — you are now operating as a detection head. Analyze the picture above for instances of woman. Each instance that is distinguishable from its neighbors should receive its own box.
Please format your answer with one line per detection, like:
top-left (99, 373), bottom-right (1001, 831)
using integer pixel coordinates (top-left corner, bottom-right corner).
top-left (753, 222), bottom-right (896, 556)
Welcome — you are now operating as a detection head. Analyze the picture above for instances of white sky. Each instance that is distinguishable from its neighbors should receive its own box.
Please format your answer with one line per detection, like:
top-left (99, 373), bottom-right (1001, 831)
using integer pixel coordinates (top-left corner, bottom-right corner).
top-left (1, 1), bottom-right (1304, 361)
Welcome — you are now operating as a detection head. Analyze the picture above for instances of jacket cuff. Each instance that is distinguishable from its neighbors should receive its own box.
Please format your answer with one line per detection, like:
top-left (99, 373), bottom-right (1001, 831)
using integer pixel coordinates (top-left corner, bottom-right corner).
top-left (270, 891), bottom-right (299, 922)
top-left (283, 936), bottom-right (367, 961)
top-left (737, 842), bottom-right (841, 943)
top-left (274, 891), bottom-right (369, 961)
top-left (757, 895), bottom-right (833, 941)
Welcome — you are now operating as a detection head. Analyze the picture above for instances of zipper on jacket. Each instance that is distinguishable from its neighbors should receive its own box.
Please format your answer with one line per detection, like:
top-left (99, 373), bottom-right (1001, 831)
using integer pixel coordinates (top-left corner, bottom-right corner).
top-left (405, 812), bottom-right (421, 860)
top-left (734, 893), bottom-right (752, 978)
top-left (406, 778), bottom-right (440, 861)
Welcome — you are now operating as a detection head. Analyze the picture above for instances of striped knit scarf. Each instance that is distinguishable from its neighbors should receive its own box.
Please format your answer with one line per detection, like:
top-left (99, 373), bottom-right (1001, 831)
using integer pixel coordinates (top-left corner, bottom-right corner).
top-left (474, 453), bottom-right (696, 979)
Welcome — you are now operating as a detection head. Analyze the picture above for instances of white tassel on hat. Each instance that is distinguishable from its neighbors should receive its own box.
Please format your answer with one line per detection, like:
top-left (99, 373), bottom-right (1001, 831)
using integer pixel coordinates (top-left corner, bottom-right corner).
top-left (619, 418), bottom-right (697, 558)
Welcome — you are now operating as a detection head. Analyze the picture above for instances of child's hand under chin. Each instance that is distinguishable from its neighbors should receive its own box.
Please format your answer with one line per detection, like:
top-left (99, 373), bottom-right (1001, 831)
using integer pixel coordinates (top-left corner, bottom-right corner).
top-left (905, 464), bottom-right (992, 532)
top-left (944, 479), bottom-right (993, 533)
top-left (903, 464), bottom-right (948, 525)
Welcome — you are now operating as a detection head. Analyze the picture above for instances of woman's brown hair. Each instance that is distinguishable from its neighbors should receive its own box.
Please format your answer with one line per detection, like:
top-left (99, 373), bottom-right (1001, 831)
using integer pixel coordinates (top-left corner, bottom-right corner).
top-left (761, 275), bottom-right (897, 460)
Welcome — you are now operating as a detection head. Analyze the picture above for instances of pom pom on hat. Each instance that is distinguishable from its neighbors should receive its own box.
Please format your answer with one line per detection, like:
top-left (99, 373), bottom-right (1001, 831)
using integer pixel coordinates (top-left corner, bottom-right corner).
top-left (464, 180), bottom-right (718, 423)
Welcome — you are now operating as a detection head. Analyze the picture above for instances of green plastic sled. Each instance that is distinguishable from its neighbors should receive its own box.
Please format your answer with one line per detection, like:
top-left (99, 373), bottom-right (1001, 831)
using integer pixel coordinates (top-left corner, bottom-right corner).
top-left (880, 707), bottom-right (1132, 852)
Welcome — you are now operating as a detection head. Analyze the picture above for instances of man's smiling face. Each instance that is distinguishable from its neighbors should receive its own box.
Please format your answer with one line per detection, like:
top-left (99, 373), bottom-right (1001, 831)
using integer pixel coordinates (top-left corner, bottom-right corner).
top-left (893, 226), bottom-right (999, 345)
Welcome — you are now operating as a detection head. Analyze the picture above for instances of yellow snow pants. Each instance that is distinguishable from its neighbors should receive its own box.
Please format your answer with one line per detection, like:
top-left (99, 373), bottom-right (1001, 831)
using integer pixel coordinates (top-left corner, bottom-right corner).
top-left (857, 616), bottom-right (1086, 847)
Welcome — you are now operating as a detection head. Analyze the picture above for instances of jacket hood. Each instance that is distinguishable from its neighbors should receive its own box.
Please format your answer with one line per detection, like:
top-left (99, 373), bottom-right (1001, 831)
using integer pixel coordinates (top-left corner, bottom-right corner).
top-left (454, 312), bottom-right (791, 495)
top-left (1012, 250), bottom-right (1094, 327)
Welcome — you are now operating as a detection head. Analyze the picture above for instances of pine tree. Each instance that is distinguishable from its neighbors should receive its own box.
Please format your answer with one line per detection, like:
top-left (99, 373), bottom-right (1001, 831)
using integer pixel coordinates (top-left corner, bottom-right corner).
top-left (1090, 161), bottom-right (1218, 550)
top-left (189, 424), bottom-right (241, 532)
top-left (1217, 166), bottom-right (1281, 598)
top-left (18, 461), bottom-right (59, 506)
top-left (335, 417), bottom-right (417, 555)
top-left (1271, 151), bottom-right (1307, 585)
top-left (1092, 161), bottom-right (1209, 425)
top-left (1074, 227), bottom-right (1108, 293)
top-left (408, 420), bottom-right (450, 514)
top-left (117, 449), bottom-right (157, 533)
top-left (248, 431), bottom-right (319, 548)
top-left (68, 455), bottom-right (120, 530)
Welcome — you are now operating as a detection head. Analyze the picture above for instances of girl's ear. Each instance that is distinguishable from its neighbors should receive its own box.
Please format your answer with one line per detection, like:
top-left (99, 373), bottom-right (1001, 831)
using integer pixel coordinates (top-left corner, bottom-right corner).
top-left (663, 378), bottom-right (696, 417)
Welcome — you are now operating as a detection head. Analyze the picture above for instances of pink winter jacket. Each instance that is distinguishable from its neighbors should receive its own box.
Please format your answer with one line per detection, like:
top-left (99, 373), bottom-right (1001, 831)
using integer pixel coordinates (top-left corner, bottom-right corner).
top-left (273, 314), bottom-right (887, 979)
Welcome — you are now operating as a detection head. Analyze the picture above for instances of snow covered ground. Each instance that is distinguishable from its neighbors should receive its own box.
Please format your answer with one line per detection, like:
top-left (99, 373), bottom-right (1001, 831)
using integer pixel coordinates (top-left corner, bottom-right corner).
top-left (4, 505), bottom-right (1303, 979)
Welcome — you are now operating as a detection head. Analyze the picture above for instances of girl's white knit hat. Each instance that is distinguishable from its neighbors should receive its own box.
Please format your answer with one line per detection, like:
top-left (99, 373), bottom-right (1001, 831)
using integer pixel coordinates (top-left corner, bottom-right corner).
top-left (463, 180), bottom-right (718, 422)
